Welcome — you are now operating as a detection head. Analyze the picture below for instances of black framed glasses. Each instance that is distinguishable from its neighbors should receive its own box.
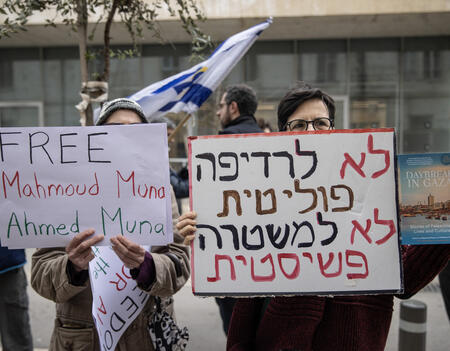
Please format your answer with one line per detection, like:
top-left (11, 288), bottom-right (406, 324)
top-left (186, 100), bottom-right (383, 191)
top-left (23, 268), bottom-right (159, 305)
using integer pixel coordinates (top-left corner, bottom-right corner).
top-left (284, 117), bottom-right (333, 131)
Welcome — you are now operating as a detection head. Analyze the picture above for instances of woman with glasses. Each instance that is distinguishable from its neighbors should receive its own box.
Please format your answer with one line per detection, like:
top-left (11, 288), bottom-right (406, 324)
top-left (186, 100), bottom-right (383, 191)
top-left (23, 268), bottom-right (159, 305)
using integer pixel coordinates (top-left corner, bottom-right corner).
top-left (177, 82), bottom-right (450, 351)
top-left (31, 98), bottom-right (190, 351)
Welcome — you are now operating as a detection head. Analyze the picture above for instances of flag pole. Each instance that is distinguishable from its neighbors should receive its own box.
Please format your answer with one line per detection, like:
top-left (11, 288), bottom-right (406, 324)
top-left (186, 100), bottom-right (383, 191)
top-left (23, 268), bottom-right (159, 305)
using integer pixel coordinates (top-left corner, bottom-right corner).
top-left (168, 112), bottom-right (192, 143)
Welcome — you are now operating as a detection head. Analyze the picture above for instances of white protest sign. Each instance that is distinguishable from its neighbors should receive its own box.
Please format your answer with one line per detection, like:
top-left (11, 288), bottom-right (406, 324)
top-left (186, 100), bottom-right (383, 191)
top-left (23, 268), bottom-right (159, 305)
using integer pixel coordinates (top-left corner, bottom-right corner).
top-left (189, 129), bottom-right (402, 296)
top-left (90, 246), bottom-right (150, 351)
top-left (0, 124), bottom-right (172, 248)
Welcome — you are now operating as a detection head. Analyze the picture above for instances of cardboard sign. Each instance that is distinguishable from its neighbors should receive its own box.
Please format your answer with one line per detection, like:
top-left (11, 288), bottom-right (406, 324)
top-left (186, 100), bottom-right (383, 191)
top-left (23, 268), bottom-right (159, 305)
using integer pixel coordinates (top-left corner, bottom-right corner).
top-left (90, 246), bottom-right (150, 351)
top-left (188, 129), bottom-right (402, 296)
top-left (0, 124), bottom-right (172, 248)
top-left (398, 152), bottom-right (450, 244)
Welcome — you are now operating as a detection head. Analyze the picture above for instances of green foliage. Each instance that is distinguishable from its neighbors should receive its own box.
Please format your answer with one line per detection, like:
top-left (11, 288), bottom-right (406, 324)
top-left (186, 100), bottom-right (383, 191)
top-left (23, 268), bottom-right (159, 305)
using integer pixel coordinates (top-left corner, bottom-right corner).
top-left (1, 0), bottom-right (212, 125)
top-left (1, 0), bottom-right (212, 66)
top-left (110, 48), bottom-right (139, 60)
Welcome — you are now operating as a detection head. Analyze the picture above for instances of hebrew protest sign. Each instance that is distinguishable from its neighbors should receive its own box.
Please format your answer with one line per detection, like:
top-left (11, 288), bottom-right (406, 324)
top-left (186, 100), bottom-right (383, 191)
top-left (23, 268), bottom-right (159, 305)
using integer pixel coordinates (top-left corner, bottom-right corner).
top-left (0, 124), bottom-right (172, 248)
top-left (398, 152), bottom-right (450, 245)
top-left (90, 246), bottom-right (150, 351)
top-left (189, 129), bottom-right (402, 296)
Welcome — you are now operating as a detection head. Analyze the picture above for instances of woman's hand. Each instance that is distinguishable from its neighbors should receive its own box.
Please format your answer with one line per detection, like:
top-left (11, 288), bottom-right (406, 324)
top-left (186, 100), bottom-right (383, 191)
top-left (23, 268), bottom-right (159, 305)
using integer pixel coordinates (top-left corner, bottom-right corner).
top-left (176, 211), bottom-right (197, 245)
top-left (110, 235), bottom-right (146, 269)
top-left (66, 229), bottom-right (104, 272)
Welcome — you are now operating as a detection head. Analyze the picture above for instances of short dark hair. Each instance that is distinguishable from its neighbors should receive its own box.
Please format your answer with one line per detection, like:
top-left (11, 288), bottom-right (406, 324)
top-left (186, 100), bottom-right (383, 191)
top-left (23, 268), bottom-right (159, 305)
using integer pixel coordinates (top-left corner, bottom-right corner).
top-left (224, 84), bottom-right (258, 116)
top-left (277, 82), bottom-right (335, 131)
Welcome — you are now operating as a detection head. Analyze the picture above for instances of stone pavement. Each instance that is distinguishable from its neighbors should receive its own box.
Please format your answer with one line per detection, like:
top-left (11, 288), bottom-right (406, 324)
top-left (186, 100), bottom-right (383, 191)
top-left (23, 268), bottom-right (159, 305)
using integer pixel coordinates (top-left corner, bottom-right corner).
top-left (8, 251), bottom-right (449, 351)
top-left (385, 279), bottom-right (450, 351)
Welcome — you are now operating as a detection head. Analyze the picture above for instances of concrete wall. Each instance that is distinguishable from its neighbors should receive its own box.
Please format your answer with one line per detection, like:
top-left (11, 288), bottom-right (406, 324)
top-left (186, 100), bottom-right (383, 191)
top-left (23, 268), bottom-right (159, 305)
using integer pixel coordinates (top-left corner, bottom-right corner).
top-left (200, 0), bottom-right (450, 18)
top-left (3, 0), bottom-right (450, 23)
top-left (1, 0), bottom-right (450, 47)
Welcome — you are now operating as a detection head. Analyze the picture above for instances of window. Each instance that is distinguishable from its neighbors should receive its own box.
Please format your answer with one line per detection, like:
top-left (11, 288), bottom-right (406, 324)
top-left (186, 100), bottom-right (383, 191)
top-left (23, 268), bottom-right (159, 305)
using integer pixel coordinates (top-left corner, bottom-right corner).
top-left (0, 59), bottom-right (13, 90)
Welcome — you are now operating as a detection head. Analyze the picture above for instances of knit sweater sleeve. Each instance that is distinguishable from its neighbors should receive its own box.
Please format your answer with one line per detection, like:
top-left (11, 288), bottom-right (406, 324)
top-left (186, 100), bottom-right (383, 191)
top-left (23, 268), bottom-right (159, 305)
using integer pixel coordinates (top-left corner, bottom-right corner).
top-left (397, 244), bottom-right (450, 299)
top-left (227, 297), bottom-right (265, 351)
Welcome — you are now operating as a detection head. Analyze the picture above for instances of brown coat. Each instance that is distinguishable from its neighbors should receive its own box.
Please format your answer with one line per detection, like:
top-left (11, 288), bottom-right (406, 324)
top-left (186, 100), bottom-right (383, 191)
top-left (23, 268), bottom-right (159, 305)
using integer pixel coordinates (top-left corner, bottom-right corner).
top-left (31, 189), bottom-right (190, 351)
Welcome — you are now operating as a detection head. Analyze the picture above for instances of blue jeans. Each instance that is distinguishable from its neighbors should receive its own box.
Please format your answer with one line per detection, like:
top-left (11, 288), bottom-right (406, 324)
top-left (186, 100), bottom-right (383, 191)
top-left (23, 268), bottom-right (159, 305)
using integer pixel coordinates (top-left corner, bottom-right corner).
top-left (0, 267), bottom-right (33, 351)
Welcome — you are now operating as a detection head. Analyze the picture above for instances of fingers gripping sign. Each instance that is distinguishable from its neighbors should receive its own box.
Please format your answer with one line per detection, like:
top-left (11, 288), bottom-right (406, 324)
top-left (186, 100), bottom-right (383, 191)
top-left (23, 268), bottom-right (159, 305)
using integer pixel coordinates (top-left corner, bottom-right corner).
top-left (65, 229), bottom-right (104, 272)
top-left (110, 235), bottom-right (146, 269)
top-left (176, 211), bottom-right (197, 245)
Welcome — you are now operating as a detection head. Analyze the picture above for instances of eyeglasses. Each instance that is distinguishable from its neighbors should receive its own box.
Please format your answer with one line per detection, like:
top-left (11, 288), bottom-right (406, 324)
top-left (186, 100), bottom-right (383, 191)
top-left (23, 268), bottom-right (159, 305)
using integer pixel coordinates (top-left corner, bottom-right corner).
top-left (284, 117), bottom-right (333, 131)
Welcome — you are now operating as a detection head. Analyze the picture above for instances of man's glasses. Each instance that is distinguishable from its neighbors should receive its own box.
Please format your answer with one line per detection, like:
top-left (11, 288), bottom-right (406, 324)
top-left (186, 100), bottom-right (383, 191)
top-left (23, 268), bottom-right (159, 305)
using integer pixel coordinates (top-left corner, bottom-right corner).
top-left (284, 117), bottom-right (333, 132)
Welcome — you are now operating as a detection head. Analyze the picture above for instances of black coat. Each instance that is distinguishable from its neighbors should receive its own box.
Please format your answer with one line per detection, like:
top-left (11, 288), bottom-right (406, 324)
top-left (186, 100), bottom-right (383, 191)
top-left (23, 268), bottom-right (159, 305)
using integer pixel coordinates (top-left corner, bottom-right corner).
top-left (0, 245), bottom-right (26, 273)
top-left (219, 115), bottom-right (262, 135)
top-left (170, 168), bottom-right (189, 199)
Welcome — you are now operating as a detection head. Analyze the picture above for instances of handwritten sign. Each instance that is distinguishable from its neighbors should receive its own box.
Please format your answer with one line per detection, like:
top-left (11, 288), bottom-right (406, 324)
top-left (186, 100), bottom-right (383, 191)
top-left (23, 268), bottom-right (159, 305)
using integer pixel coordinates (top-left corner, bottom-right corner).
top-left (0, 124), bottom-right (172, 248)
top-left (90, 246), bottom-right (150, 351)
top-left (189, 129), bottom-right (402, 296)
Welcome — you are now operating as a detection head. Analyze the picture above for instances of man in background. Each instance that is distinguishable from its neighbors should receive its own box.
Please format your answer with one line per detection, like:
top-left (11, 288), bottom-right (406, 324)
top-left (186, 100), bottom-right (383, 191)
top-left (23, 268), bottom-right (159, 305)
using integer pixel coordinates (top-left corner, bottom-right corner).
top-left (217, 84), bottom-right (262, 135)
top-left (215, 84), bottom-right (263, 334)
top-left (0, 245), bottom-right (33, 351)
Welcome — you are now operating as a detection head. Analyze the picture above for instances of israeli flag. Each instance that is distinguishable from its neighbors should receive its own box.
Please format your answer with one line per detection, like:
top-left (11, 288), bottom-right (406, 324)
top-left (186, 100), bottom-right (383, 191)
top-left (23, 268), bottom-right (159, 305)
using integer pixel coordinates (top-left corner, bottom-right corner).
top-left (129, 18), bottom-right (272, 120)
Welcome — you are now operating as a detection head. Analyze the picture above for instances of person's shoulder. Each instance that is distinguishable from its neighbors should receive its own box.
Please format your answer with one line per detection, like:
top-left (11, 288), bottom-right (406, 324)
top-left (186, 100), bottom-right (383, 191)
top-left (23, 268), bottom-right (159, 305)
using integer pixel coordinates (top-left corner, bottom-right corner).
top-left (222, 116), bottom-right (262, 135)
top-left (237, 123), bottom-right (263, 134)
top-left (219, 126), bottom-right (238, 135)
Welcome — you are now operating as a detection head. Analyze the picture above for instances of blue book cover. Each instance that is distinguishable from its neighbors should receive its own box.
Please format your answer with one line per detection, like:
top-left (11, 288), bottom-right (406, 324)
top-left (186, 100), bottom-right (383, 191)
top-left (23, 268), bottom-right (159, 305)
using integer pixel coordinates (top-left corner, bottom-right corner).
top-left (398, 153), bottom-right (450, 244)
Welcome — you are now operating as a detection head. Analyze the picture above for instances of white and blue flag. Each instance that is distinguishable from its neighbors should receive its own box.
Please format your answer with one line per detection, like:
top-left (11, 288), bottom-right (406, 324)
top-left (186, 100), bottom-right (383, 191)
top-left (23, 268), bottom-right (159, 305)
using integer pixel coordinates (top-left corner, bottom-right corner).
top-left (128, 18), bottom-right (272, 120)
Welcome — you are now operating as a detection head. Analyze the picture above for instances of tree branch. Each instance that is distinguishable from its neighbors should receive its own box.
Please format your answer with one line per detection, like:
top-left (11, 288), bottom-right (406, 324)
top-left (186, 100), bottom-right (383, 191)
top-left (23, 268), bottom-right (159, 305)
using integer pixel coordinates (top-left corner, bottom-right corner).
top-left (101, 0), bottom-right (119, 82)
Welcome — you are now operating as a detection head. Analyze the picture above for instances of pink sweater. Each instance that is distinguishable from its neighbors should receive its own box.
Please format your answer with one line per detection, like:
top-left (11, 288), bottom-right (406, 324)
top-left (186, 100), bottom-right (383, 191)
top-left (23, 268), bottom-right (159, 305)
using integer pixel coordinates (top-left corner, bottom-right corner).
top-left (227, 245), bottom-right (450, 351)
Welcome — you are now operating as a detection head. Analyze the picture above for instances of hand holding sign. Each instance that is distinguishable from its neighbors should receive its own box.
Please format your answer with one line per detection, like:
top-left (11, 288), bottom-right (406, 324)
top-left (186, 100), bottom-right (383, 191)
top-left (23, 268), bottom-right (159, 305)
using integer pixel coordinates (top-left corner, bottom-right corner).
top-left (176, 211), bottom-right (197, 245)
top-left (110, 235), bottom-right (146, 269)
top-left (65, 229), bottom-right (104, 272)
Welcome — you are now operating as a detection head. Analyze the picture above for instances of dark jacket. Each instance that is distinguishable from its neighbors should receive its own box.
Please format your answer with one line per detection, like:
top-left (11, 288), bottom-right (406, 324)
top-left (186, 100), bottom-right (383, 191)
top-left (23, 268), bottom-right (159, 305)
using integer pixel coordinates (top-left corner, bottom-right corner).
top-left (0, 245), bottom-right (26, 274)
top-left (219, 115), bottom-right (262, 135)
top-left (170, 168), bottom-right (189, 199)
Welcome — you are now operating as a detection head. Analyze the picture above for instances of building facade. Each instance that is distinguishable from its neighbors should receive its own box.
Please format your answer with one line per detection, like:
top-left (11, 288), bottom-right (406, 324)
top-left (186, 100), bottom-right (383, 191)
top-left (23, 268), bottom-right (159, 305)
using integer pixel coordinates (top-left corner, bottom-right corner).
top-left (1, 0), bottom-right (449, 161)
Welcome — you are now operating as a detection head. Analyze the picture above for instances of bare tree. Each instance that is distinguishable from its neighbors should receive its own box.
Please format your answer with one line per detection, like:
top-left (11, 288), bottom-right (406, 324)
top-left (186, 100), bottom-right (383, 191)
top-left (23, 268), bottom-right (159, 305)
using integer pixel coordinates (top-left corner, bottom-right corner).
top-left (0, 0), bottom-right (211, 125)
